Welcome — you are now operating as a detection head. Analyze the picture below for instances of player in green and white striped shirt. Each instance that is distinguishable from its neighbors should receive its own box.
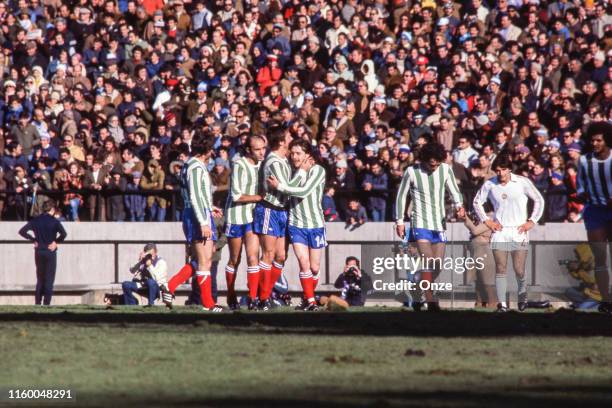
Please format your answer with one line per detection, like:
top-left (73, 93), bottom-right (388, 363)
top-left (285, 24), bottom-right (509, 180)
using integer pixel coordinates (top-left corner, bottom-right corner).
top-left (178, 137), bottom-right (224, 312)
top-left (268, 139), bottom-right (327, 311)
top-left (394, 142), bottom-right (465, 311)
top-left (223, 135), bottom-right (266, 310)
top-left (253, 131), bottom-right (304, 310)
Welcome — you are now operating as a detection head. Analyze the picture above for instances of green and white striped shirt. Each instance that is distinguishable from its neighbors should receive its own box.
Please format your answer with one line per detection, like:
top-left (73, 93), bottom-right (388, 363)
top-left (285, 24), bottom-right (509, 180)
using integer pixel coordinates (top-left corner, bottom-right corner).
top-left (277, 165), bottom-right (327, 229)
top-left (260, 152), bottom-right (292, 208)
top-left (395, 163), bottom-right (463, 231)
top-left (225, 156), bottom-right (260, 225)
top-left (181, 157), bottom-right (213, 226)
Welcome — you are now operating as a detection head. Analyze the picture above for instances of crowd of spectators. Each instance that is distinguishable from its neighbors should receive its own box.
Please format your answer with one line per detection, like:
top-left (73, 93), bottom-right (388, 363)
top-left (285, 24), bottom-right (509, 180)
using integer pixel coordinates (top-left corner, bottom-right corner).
top-left (0, 0), bottom-right (610, 223)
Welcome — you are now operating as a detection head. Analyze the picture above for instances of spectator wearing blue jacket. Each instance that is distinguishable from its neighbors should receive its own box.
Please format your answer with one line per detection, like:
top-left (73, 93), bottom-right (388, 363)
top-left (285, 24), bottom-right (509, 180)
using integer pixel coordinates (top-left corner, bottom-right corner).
top-left (362, 161), bottom-right (388, 222)
top-left (124, 171), bottom-right (146, 221)
top-left (322, 184), bottom-right (338, 222)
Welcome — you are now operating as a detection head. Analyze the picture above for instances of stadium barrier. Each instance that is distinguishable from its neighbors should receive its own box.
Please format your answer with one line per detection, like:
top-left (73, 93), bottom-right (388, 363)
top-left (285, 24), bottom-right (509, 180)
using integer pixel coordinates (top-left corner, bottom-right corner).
top-left (0, 187), bottom-right (573, 222)
top-left (0, 221), bottom-right (605, 307)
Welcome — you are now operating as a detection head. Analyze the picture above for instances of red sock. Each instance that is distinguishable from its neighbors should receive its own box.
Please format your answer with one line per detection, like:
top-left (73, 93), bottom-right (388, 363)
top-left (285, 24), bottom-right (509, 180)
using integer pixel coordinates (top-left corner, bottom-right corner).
top-left (269, 261), bottom-right (284, 297)
top-left (312, 273), bottom-right (319, 292)
top-left (299, 271), bottom-right (315, 303)
top-left (259, 262), bottom-right (271, 300)
top-left (225, 265), bottom-right (236, 302)
top-left (168, 263), bottom-right (193, 294)
top-left (196, 271), bottom-right (214, 308)
top-left (420, 271), bottom-right (432, 284)
top-left (247, 266), bottom-right (260, 299)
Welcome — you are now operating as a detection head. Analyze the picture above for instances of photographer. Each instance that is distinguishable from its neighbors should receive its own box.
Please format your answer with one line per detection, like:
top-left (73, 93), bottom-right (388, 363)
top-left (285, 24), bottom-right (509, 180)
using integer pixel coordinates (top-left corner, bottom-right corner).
top-left (333, 256), bottom-right (373, 307)
top-left (122, 243), bottom-right (168, 306)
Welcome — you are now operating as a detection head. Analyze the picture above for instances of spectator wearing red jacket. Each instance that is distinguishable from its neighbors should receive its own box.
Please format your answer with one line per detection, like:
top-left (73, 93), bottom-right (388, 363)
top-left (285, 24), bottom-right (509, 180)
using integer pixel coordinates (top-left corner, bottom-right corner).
top-left (256, 55), bottom-right (282, 97)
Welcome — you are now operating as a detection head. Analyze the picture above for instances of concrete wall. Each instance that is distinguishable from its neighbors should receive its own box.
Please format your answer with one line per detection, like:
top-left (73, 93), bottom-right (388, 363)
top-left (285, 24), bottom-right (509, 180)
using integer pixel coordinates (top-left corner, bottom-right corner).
top-left (1, 221), bottom-right (603, 306)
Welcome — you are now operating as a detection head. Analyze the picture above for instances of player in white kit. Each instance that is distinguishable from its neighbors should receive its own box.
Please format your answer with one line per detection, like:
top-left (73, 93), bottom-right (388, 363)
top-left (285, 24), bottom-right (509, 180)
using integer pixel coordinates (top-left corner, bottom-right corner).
top-left (473, 154), bottom-right (545, 312)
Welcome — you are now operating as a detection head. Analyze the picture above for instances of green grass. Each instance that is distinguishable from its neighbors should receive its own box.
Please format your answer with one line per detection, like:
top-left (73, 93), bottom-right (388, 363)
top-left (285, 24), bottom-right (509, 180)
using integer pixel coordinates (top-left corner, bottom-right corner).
top-left (0, 306), bottom-right (611, 407)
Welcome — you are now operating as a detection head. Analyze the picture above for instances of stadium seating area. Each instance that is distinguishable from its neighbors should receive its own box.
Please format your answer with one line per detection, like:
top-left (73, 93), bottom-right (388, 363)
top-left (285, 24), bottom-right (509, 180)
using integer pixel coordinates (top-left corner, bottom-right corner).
top-left (0, 0), bottom-right (610, 224)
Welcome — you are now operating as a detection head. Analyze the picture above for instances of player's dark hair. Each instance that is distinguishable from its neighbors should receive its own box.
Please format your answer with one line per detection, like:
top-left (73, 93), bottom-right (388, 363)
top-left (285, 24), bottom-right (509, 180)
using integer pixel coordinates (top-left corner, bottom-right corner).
top-left (289, 138), bottom-right (313, 156)
top-left (492, 153), bottom-right (513, 170)
top-left (419, 142), bottom-right (447, 163)
top-left (191, 137), bottom-right (214, 156)
top-left (586, 121), bottom-right (612, 148)
top-left (269, 130), bottom-right (287, 150)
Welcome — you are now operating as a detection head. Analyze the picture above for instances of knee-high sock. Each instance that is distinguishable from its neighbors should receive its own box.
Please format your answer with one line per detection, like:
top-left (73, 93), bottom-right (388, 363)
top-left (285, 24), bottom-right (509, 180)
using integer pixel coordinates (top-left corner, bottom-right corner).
top-left (299, 270), bottom-right (315, 303)
top-left (496, 274), bottom-right (507, 307)
top-left (225, 265), bottom-right (236, 301)
top-left (420, 270), bottom-right (437, 302)
top-left (247, 265), bottom-right (260, 299)
top-left (258, 262), bottom-right (272, 300)
top-left (269, 261), bottom-right (284, 296)
top-left (312, 273), bottom-right (319, 291)
top-left (196, 271), bottom-right (214, 308)
top-left (168, 263), bottom-right (194, 294)
top-left (516, 275), bottom-right (527, 302)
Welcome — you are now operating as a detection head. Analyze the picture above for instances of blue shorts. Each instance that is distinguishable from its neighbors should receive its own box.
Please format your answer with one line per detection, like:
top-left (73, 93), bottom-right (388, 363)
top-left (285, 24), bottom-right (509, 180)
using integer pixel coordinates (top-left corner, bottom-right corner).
top-left (288, 225), bottom-right (327, 249)
top-left (182, 207), bottom-right (217, 242)
top-left (409, 228), bottom-right (447, 244)
top-left (253, 202), bottom-right (288, 237)
top-left (583, 205), bottom-right (612, 231)
top-left (224, 222), bottom-right (253, 239)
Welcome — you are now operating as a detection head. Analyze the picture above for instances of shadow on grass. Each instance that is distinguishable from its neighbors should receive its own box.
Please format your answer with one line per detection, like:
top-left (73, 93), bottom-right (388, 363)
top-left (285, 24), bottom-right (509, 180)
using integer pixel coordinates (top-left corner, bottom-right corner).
top-left (0, 308), bottom-right (611, 337)
top-left (72, 384), bottom-right (612, 407)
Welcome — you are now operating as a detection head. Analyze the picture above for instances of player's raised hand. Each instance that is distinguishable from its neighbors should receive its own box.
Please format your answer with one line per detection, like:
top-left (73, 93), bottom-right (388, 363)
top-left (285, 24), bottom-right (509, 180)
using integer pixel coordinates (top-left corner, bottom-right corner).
top-left (518, 220), bottom-right (535, 234)
top-left (484, 219), bottom-right (503, 232)
top-left (300, 156), bottom-right (315, 171)
top-left (396, 224), bottom-right (406, 239)
top-left (267, 175), bottom-right (280, 189)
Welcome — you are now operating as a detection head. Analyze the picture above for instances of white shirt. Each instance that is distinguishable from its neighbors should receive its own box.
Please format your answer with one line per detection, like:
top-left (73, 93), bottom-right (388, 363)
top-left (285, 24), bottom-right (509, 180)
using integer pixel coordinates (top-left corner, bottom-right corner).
top-left (452, 146), bottom-right (479, 169)
top-left (473, 173), bottom-right (544, 227)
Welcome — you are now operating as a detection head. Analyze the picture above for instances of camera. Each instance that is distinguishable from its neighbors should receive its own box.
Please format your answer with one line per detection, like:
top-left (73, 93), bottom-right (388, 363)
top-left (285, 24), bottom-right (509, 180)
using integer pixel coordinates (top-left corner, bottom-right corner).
top-left (141, 253), bottom-right (154, 265)
top-left (342, 267), bottom-right (361, 300)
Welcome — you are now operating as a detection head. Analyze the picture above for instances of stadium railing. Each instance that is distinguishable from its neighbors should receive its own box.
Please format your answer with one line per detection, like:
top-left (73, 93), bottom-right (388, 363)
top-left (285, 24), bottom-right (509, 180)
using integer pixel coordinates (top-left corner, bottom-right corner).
top-left (0, 187), bottom-right (573, 222)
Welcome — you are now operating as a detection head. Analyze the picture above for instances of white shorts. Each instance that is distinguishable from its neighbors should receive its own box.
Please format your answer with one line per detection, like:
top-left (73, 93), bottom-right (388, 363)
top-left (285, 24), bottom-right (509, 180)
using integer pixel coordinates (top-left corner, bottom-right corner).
top-left (490, 227), bottom-right (529, 251)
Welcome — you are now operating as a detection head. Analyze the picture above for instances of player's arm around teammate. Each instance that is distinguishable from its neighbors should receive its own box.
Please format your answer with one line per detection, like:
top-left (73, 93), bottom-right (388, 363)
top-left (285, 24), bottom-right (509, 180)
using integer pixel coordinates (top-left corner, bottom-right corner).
top-left (268, 139), bottom-right (327, 311)
top-left (254, 131), bottom-right (306, 310)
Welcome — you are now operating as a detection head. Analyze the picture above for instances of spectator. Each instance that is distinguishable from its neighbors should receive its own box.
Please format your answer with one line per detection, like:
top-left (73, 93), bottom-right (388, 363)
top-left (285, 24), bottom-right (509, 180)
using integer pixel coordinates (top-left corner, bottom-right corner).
top-left (62, 162), bottom-right (84, 221)
top-left (6, 165), bottom-right (31, 220)
top-left (84, 159), bottom-right (109, 221)
top-left (106, 169), bottom-right (127, 222)
top-left (362, 161), bottom-right (388, 222)
top-left (546, 172), bottom-right (568, 222)
top-left (0, 0), bottom-right (606, 225)
top-left (323, 184), bottom-right (338, 222)
top-left (125, 171), bottom-right (147, 222)
top-left (140, 159), bottom-right (166, 221)
top-left (345, 198), bottom-right (367, 231)
top-left (11, 112), bottom-right (40, 157)
top-left (453, 135), bottom-right (479, 169)
top-left (531, 162), bottom-right (549, 193)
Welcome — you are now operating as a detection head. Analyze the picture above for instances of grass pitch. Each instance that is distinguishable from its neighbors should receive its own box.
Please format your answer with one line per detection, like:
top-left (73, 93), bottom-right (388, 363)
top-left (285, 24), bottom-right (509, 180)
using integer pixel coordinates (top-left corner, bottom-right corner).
top-left (0, 306), bottom-right (611, 407)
